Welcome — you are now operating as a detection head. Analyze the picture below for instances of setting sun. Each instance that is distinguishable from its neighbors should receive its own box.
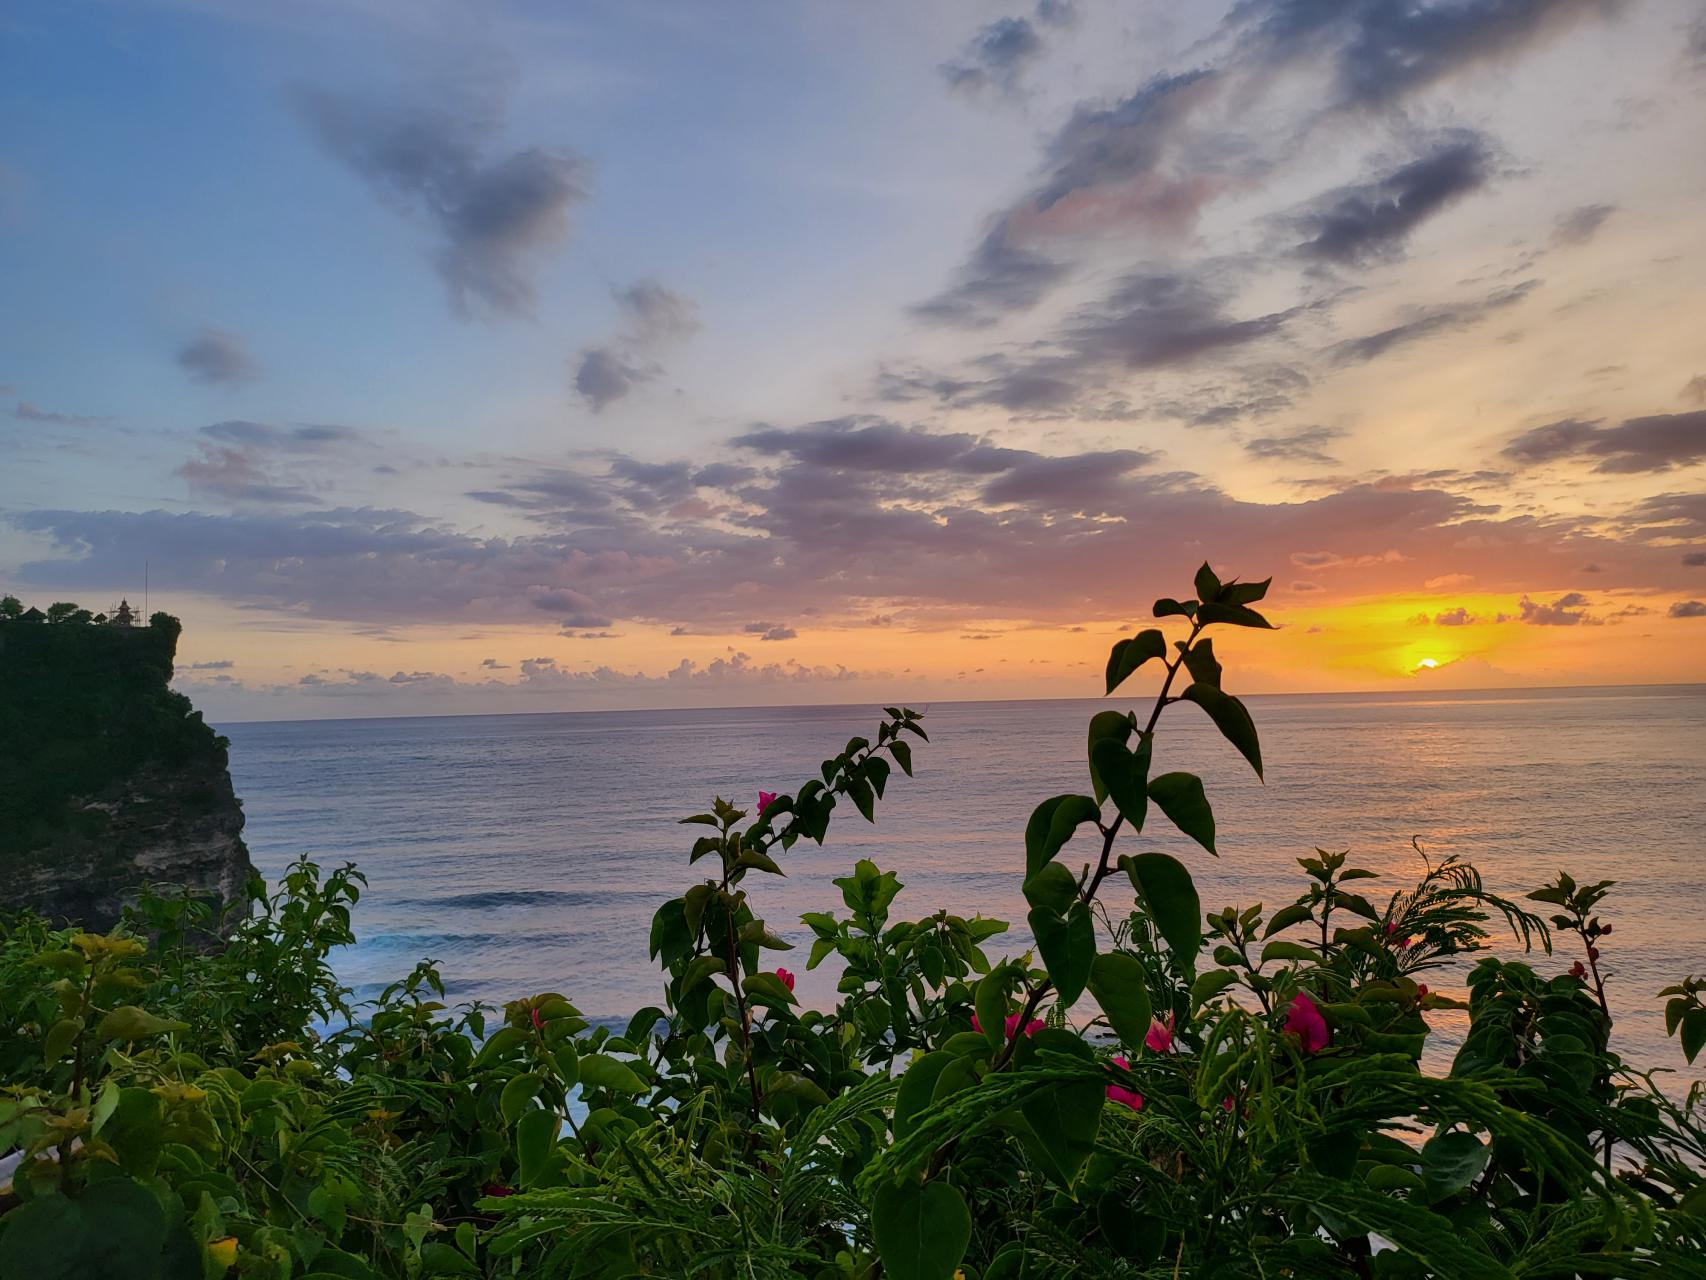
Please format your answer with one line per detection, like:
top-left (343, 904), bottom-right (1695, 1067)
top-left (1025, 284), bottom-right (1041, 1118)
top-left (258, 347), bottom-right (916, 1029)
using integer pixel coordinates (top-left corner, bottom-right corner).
top-left (1416, 657), bottom-right (1441, 670)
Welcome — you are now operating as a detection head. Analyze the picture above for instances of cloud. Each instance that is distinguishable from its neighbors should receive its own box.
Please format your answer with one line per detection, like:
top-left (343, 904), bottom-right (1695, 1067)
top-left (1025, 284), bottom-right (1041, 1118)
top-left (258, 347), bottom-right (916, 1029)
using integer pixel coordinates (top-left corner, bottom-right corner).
top-left (571, 279), bottom-right (700, 411)
top-left (910, 219), bottom-right (1070, 328)
top-left (1552, 203), bottom-right (1616, 246)
top-left (1503, 410), bottom-right (1706, 473)
top-left (176, 329), bottom-right (258, 385)
top-left (480, 657), bottom-right (510, 669)
top-left (1433, 606), bottom-right (1477, 626)
top-left (9, 400), bottom-right (106, 427)
top-left (744, 622), bottom-right (797, 641)
top-left (294, 85), bottom-right (589, 320)
top-left (1293, 133), bottom-right (1491, 265)
top-left (1518, 592), bottom-right (1595, 625)
top-left (1683, 552), bottom-right (1706, 567)
top-left (1244, 426), bottom-right (1344, 464)
top-left (1331, 279), bottom-right (1537, 364)
top-left (1671, 600), bottom-right (1706, 618)
top-left (525, 585), bottom-right (612, 629)
top-left (1682, 375), bottom-right (1706, 406)
top-left (188, 659), bottom-right (235, 670)
top-left (940, 16), bottom-right (1045, 97)
top-left (173, 420), bottom-right (365, 505)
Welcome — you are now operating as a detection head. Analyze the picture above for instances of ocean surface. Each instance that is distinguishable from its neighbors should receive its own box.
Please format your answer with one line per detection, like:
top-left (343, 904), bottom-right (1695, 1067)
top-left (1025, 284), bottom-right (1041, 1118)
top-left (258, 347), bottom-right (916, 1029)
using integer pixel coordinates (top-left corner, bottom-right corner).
top-left (222, 687), bottom-right (1706, 1082)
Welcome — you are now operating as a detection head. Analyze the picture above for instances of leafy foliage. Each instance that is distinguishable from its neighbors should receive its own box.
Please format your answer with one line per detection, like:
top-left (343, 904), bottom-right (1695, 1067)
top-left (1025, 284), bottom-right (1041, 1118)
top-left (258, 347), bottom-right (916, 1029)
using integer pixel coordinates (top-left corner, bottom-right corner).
top-left (3, 569), bottom-right (1704, 1278)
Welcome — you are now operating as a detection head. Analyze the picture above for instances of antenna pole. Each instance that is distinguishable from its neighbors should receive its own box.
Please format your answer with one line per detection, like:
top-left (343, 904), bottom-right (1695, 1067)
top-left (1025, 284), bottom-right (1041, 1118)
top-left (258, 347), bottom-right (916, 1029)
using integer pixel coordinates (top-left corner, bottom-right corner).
top-left (144, 562), bottom-right (148, 618)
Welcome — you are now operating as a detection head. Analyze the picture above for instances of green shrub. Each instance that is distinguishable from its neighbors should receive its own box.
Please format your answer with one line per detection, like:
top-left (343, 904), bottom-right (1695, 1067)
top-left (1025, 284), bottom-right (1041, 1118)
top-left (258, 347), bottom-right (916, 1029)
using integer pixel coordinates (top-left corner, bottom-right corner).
top-left (1, 568), bottom-right (1703, 1278)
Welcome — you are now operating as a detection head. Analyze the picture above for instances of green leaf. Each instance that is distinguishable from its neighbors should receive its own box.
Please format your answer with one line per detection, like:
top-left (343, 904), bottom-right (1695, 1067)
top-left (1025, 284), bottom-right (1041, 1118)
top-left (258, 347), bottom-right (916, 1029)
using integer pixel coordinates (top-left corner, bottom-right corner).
top-left (1148, 772), bottom-right (1215, 855)
top-left (1086, 710), bottom-right (1134, 803)
top-left (1024, 795), bottom-right (1102, 878)
top-left (515, 1107), bottom-right (559, 1188)
top-left (975, 970), bottom-right (1009, 1048)
top-left (742, 971), bottom-right (799, 1008)
top-left (1195, 600), bottom-right (1273, 629)
top-left (1087, 952), bottom-right (1152, 1047)
top-left (891, 739), bottom-right (914, 776)
top-left (577, 1054), bottom-right (645, 1093)
top-left (1104, 629), bottom-right (1166, 695)
top-left (0, 1178), bottom-right (167, 1280)
top-left (1121, 851), bottom-right (1203, 957)
top-left (1179, 683), bottom-right (1263, 778)
top-left (893, 1053), bottom-right (953, 1141)
top-left (1153, 597), bottom-right (1194, 619)
top-left (1221, 577), bottom-right (1271, 605)
top-left (95, 1005), bottom-right (188, 1042)
top-left (1016, 1030), bottom-right (1102, 1186)
top-left (768, 1071), bottom-right (831, 1107)
top-left (1022, 862), bottom-right (1079, 915)
top-left (1029, 902), bottom-right (1095, 1005)
top-left (1090, 736), bottom-right (1150, 833)
top-left (500, 1073), bottom-right (539, 1125)
top-left (1277, 1173), bottom-right (1513, 1279)
top-left (1681, 1008), bottom-right (1706, 1064)
top-left (1263, 903), bottom-right (1315, 938)
top-left (1194, 562), bottom-right (1222, 603)
top-left (1180, 638), bottom-right (1221, 688)
top-left (1419, 1131), bottom-right (1490, 1203)
top-left (872, 1179), bottom-right (972, 1280)
top-left (1260, 940), bottom-right (1321, 965)
top-left (43, 1016), bottom-right (82, 1064)
top-left (1191, 969), bottom-right (1238, 1010)
top-left (308, 1181), bottom-right (348, 1237)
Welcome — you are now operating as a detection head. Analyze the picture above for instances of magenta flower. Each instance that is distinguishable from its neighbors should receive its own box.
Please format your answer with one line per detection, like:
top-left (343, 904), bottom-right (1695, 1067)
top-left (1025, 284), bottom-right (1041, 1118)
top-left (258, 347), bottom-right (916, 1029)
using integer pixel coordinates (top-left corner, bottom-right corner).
top-left (1569, 960), bottom-right (1587, 980)
top-left (1221, 1095), bottom-right (1235, 1113)
top-left (530, 1007), bottom-right (543, 1031)
top-left (1106, 1055), bottom-right (1143, 1111)
top-left (756, 790), bottom-right (778, 816)
top-left (776, 967), bottom-right (795, 993)
top-left (970, 1012), bottom-right (1044, 1042)
top-left (1283, 990), bottom-right (1330, 1053)
top-left (1144, 1014), bottom-right (1175, 1054)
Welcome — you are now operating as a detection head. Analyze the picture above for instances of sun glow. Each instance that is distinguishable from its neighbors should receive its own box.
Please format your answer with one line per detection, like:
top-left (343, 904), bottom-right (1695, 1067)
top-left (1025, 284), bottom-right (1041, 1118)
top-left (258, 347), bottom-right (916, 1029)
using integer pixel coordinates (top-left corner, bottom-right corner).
top-left (1415, 657), bottom-right (1440, 670)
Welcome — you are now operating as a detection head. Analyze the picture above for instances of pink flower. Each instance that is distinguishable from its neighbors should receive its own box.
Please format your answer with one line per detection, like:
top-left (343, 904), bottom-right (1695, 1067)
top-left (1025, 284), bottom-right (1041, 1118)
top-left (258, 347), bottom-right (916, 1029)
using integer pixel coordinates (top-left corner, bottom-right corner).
top-left (971, 1012), bottom-right (1044, 1041)
top-left (1416, 984), bottom-right (1429, 1000)
top-left (1106, 1055), bottom-right (1143, 1111)
top-left (1283, 991), bottom-right (1330, 1054)
top-left (756, 790), bottom-right (778, 816)
top-left (1384, 920), bottom-right (1397, 935)
top-left (775, 967), bottom-right (795, 993)
top-left (1397, 935), bottom-right (1414, 951)
top-left (530, 1007), bottom-right (543, 1031)
top-left (1144, 1014), bottom-right (1174, 1055)
top-left (1569, 960), bottom-right (1587, 980)
top-left (1221, 1095), bottom-right (1235, 1113)
top-left (483, 1184), bottom-right (515, 1198)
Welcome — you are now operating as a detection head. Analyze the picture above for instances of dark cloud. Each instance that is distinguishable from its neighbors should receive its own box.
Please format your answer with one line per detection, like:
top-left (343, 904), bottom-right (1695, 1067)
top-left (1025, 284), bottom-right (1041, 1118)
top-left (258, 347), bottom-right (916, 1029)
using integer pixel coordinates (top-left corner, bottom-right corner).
top-left (1433, 606), bottom-right (1476, 626)
top-left (176, 329), bottom-right (258, 385)
top-left (1503, 411), bottom-right (1706, 473)
top-left (1331, 279), bottom-right (1536, 363)
top-left (1064, 272), bottom-right (1291, 371)
top-left (572, 348), bottom-right (645, 412)
top-left (1231, 0), bottom-right (1620, 112)
top-left (1244, 425), bottom-right (1344, 464)
top-left (733, 417), bottom-right (1020, 475)
top-left (480, 657), bottom-right (511, 669)
top-left (1552, 203), bottom-right (1616, 246)
top-left (1683, 552), bottom-right (1706, 567)
top-left (188, 659), bottom-right (235, 670)
top-left (1679, 375), bottom-right (1706, 406)
top-left (1293, 134), bottom-right (1491, 265)
top-left (572, 279), bottom-right (699, 411)
top-left (172, 420), bottom-right (366, 506)
top-left (744, 622), bottom-right (797, 641)
top-left (526, 585), bottom-right (612, 629)
top-left (294, 86), bottom-right (589, 320)
top-left (1518, 592), bottom-right (1594, 625)
top-left (910, 220), bottom-right (1070, 328)
top-left (9, 401), bottom-right (106, 427)
top-left (941, 16), bottom-right (1045, 97)
top-left (1671, 600), bottom-right (1706, 618)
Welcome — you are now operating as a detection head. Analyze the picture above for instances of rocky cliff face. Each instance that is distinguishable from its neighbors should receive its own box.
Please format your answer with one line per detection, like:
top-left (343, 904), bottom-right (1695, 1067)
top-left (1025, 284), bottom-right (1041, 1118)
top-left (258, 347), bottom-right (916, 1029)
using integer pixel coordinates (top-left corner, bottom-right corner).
top-left (0, 606), bottom-right (255, 931)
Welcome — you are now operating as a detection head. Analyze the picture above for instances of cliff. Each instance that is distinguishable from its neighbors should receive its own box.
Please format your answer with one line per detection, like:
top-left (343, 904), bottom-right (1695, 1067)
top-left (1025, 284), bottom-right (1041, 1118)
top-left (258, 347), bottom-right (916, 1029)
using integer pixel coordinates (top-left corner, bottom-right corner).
top-left (0, 603), bottom-right (255, 930)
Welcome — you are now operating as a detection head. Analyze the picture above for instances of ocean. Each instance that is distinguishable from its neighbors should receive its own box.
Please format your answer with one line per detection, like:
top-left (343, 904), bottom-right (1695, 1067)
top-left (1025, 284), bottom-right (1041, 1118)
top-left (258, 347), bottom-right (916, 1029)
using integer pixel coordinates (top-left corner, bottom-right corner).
top-left (221, 687), bottom-right (1706, 1081)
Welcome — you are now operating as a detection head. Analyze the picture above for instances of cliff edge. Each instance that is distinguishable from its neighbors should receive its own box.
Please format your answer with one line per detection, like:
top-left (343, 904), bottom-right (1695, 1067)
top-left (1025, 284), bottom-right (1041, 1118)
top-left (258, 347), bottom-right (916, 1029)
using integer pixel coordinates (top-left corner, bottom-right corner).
top-left (0, 599), bottom-right (255, 929)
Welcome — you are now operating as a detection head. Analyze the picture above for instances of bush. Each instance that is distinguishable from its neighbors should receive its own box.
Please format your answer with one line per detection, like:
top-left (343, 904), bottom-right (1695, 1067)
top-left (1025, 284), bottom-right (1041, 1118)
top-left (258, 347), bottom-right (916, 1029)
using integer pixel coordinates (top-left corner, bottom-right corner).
top-left (1, 567), bottom-right (1703, 1278)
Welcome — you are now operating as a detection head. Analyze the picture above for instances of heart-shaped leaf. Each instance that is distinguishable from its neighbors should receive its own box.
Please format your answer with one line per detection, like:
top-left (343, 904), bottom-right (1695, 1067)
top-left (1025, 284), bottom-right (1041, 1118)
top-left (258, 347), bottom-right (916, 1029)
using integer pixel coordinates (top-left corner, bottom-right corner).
top-left (872, 1179), bottom-right (972, 1280)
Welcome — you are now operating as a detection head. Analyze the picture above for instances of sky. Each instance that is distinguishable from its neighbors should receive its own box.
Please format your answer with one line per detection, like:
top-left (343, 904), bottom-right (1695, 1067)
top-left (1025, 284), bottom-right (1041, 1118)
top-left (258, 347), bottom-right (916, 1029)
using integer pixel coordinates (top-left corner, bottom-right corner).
top-left (2, 0), bottom-right (1704, 721)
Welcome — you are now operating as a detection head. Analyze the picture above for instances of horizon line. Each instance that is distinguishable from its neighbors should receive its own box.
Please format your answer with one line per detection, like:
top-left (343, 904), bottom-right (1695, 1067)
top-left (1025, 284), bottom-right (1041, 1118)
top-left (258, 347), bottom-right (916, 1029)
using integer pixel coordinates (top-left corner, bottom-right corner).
top-left (204, 678), bottom-right (1706, 729)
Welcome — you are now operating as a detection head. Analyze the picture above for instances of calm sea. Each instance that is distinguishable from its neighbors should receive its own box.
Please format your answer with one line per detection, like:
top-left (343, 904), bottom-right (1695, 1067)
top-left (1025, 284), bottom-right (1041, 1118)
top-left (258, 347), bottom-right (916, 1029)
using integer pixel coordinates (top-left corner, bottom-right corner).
top-left (221, 688), bottom-right (1706, 1081)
